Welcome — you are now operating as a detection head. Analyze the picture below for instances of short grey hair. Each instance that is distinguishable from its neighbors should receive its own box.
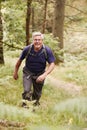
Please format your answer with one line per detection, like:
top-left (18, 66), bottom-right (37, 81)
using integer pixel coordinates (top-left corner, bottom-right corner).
top-left (32, 32), bottom-right (44, 39)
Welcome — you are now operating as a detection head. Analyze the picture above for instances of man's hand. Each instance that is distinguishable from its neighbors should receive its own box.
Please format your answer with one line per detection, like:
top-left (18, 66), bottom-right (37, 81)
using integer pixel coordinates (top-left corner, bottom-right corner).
top-left (13, 72), bottom-right (18, 80)
top-left (13, 59), bottom-right (22, 80)
top-left (36, 73), bottom-right (47, 83)
top-left (36, 62), bottom-right (55, 83)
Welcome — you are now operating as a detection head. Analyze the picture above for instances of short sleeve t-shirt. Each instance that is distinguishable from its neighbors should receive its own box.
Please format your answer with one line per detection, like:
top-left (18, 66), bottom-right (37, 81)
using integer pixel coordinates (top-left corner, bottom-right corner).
top-left (20, 44), bottom-right (55, 74)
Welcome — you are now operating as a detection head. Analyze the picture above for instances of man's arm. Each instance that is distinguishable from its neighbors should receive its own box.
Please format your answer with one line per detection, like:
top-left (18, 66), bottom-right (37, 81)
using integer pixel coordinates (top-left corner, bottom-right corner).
top-left (36, 62), bottom-right (55, 83)
top-left (13, 59), bottom-right (22, 80)
top-left (44, 62), bottom-right (55, 76)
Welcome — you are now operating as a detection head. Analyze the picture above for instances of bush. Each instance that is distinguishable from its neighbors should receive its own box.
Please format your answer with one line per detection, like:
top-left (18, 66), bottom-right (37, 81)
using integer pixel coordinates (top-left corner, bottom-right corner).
top-left (44, 34), bottom-right (64, 64)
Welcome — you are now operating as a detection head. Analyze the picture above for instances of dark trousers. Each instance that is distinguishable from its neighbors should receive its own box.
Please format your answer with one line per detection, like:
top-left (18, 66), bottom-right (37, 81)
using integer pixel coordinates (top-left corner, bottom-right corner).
top-left (22, 67), bottom-right (44, 101)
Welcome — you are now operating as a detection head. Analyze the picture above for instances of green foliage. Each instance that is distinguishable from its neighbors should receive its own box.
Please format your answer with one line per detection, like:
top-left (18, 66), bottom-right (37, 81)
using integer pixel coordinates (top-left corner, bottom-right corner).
top-left (2, 0), bottom-right (26, 47)
top-left (64, 61), bottom-right (87, 86)
top-left (0, 102), bottom-right (38, 123)
top-left (54, 97), bottom-right (87, 127)
top-left (1, 0), bottom-right (87, 129)
top-left (26, 124), bottom-right (83, 130)
top-left (44, 34), bottom-right (64, 64)
top-left (63, 40), bottom-right (87, 86)
top-left (0, 65), bottom-right (22, 105)
top-left (0, 50), bottom-right (87, 129)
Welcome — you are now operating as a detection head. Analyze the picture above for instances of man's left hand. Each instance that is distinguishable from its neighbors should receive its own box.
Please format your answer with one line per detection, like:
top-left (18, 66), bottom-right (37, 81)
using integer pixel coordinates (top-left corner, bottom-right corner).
top-left (36, 73), bottom-right (47, 83)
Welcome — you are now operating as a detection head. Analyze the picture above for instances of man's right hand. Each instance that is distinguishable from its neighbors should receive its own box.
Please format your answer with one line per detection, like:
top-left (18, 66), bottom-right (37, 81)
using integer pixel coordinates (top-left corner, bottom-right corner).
top-left (13, 73), bottom-right (18, 80)
top-left (13, 59), bottom-right (22, 80)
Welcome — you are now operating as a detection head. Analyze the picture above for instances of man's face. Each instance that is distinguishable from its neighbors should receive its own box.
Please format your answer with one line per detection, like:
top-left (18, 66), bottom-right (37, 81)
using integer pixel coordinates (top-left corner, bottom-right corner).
top-left (33, 35), bottom-right (43, 51)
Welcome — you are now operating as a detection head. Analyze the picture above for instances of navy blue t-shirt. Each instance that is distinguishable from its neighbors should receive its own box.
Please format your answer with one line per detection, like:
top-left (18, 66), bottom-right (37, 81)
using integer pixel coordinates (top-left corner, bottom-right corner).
top-left (20, 44), bottom-right (55, 74)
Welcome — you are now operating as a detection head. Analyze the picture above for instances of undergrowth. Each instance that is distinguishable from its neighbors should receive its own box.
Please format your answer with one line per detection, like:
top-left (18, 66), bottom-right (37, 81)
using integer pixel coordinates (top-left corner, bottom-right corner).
top-left (0, 48), bottom-right (87, 129)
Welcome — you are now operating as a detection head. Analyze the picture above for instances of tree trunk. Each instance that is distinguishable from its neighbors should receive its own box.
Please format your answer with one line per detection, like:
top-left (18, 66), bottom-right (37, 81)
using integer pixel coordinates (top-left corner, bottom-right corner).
top-left (53, 0), bottom-right (66, 49)
top-left (31, 7), bottom-right (35, 32)
top-left (0, 2), bottom-right (4, 64)
top-left (42, 0), bottom-right (48, 34)
top-left (26, 0), bottom-right (32, 46)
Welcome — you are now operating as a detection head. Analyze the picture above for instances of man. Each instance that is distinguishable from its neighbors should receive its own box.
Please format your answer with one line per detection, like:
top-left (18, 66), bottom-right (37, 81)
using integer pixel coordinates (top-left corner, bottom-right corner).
top-left (13, 32), bottom-right (55, 106)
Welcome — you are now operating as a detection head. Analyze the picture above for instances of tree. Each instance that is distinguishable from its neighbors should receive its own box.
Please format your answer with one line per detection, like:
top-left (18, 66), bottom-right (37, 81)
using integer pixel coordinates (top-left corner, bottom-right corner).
top-left (0, 1), bottom-right (4, 64)
top-left (31, 7), bottom-right (35, 32)
top-left (26, 0), bottom-right (32, 45)
top-left (42, 0), bottom-right (48, 33)
top-left (53, 0), bottom-right (66, 49)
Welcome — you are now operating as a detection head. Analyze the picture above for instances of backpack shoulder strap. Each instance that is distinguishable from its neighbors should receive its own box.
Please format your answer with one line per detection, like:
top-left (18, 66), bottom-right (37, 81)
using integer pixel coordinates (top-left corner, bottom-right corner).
top-left (26, 44), bottom-right (32, 59)
top-left (42, 44), bottom-right (48, 60)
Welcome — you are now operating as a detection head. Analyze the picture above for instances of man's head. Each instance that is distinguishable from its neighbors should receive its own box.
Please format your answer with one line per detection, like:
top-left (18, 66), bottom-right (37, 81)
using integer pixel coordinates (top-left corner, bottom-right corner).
top-left (32, 32), bottom-right (44, 51)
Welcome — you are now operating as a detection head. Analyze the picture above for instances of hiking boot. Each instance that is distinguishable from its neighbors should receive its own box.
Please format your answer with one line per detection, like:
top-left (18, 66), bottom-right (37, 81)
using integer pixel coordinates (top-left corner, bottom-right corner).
top-left (33, 100), bottom-right (40, 106)
top-left (22, 102), bottom-right (27, 107)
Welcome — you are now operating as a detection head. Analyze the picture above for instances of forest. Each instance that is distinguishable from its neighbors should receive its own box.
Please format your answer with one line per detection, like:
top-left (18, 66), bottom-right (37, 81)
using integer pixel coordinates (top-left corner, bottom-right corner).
top-left (0, 0), bottom-right (87, 130)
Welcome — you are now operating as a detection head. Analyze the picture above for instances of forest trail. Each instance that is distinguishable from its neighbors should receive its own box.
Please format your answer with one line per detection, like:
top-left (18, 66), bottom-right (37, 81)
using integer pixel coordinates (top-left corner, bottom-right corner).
top-left (47, 75), bottom-right (82, 95)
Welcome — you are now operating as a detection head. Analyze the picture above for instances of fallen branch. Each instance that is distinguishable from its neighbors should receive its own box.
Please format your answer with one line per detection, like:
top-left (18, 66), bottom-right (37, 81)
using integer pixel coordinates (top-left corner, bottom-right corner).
top-left (0, 119), bottom-right (25, 127)
top-left (4, 42), bottom-right (23, 50)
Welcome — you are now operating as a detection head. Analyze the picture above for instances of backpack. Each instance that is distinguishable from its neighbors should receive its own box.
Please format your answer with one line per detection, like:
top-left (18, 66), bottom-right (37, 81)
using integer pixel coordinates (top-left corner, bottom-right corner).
top-left (26, 44), bottom-right (48, 60)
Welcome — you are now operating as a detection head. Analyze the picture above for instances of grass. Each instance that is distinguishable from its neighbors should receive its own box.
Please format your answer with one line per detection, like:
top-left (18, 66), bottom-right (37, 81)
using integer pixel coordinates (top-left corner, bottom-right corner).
top-left (0, 102), bottom-right (38, 123)
top-left (54, 97), bottom-right (87, 127)
top-left (52, 56), bottom-right (87, 87)
top-left (0, 50), bottom-right (87, 129)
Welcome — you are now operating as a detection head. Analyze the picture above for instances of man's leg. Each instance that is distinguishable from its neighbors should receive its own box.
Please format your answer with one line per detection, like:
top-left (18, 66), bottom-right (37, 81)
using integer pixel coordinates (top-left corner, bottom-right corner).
top-left (32, 78), bottom-right (44, 105)
top-left (22, 68), bottom-right (33, 101)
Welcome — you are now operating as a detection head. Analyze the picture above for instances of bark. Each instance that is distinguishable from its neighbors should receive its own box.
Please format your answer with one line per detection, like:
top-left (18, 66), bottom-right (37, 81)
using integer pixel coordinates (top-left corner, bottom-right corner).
top-left (0, 2), bottom-right (4, 64)
top-left (42, 0), bottom-right (48, 33)
top-left (53, 0), bottom-right (66, 49)
top-left (31, 7), bottom-right (35, 32)
top-left (26, 0), bottom-right (32, 46)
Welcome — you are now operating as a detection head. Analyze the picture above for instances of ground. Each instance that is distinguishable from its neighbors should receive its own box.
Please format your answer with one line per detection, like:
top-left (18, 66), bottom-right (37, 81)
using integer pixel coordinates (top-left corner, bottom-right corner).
top-left (47, 74), bottom-right (82, 95)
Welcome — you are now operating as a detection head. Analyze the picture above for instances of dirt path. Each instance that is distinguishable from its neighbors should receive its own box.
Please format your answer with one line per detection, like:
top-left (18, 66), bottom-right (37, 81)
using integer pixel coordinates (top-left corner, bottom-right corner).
top-left (46, 75), bottom-right (82, 95)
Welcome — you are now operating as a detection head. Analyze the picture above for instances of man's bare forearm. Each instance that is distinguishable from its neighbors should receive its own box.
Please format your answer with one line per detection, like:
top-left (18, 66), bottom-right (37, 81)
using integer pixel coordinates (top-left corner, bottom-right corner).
top-left (44, 62), bottom-right (55, 76)
top-left (13, 59), bottom-right (22, 80)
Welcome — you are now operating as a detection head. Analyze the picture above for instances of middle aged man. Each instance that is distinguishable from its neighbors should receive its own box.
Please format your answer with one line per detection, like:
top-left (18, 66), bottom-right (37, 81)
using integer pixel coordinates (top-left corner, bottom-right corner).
top-left (13, 32), bottom-right (55, 106)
